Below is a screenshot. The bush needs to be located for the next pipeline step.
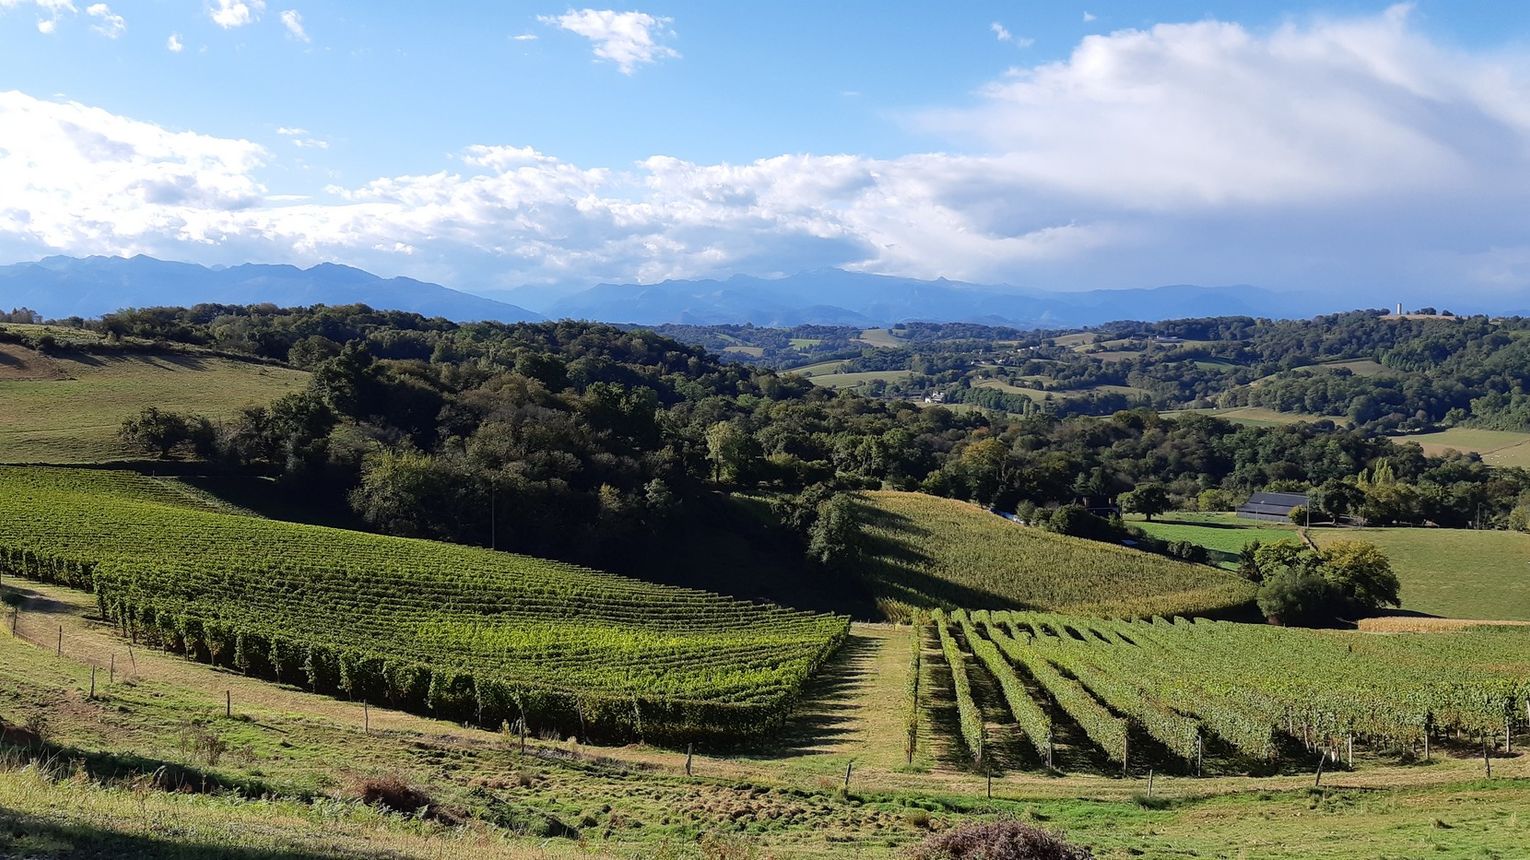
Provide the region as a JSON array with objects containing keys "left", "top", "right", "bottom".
[
  {"left": 350, "top": 774, "right": 433, "bottom": 815},
  {"left": 910, "top": 819, "right": 1094, "bottom": 860}
]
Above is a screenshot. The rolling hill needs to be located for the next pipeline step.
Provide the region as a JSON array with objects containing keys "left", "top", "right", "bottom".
[{"left": 849, "top": 491, "right": 1257, "bottom": 621}]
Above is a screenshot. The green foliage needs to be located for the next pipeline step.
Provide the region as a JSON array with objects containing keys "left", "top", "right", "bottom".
[
  {"left": 1118, "top": 484, "right": 1169, "bottom": 521},
  {"left": 1245, "top": 539, "right": 1400, "bottom": 624},
  {"left": 934, "top": 612, "right": 984, "bottom": 769}
]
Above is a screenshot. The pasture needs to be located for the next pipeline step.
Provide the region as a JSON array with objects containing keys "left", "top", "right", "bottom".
[
  {"left": 1395, "top": 426, "right": 1530, "bottom": 467},
  {"left": 807, "top": 369, "right": 912, "bottom": 389},
  {"left": 1310, "top": 526, "right": 1530, "bottom": 621},
  {"left": 0, "top": 347, "right": 307, "bottom": 463},
  {"left": 1131, "top": 512, "right": 1297, "bottom": 569}
]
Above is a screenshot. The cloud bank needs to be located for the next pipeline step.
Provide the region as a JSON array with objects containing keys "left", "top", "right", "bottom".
[{"left": 3, "top": 5, "right": 1530, "bottom": 302}]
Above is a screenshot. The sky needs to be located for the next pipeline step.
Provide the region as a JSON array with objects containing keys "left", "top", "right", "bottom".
[{"left": 3, "top": 1, "right": 1530, "bottom": 306}]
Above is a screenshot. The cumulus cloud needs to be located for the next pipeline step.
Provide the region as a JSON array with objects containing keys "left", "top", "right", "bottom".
[
  {"left": 2, "top": 0, "right": 74, "bottom": 33},
  {"left": 279, "top": 8, "right": 307, "bottom": 42},
  {"left": 167, "top": 32, "right": 184, "bottom": 52},
  {"left": 991, "top": 22, "right": 1012, "bottom": 42},
  {"left": 209, "top": 0, "right": 263, "bottom": 29},
  {"left": 4, "top": 6, "right": 1530, "bottom": 303},
  {"left": 538, "top": 8, "right": 678, "bottom": 74},
  {"left": 1083, "top": 11, "right": 1096, "bottom": 23},
  {"left": 85, "top": 2, "right": 122, "bottom": 38}
]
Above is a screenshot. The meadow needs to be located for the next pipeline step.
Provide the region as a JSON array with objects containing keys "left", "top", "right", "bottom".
[
  {"left": 1131, "top": 512, "right": 1297, "bottom": 568},
  {"left": 849, "top": 491, "right": 1255, "bottom": 621},
  {"left": 0, "top": 345, "right": 307, "bottom": 463},
  {"left": 806, "top": 369, "right": 913, "bottom": 390},
  {"left": 1395, "top": 426, "right": 1530, "bottom": 467},
  {"left": 0, "top": 466, "right": 847, "bottom": 743},
  {"left": 1309, "top": 526, "right": 1530, "bottom": 621}
]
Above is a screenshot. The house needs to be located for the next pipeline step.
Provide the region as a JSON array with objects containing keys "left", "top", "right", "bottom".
[
  {"left": 1077, "top": 495, "right": 1121, "bottom": 518},
  {"left": 1237, "top": 491, "right": 1309, "bottom": 523}
]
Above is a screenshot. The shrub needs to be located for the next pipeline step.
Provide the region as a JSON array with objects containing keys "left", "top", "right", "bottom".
[
  {"left": 351, "top": 774, "right": 432, "bottom": 815},
  {"left": 910, "top": 819, "right": 1094, "bottom": 860}
]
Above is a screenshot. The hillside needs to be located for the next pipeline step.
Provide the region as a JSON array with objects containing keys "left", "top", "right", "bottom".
[
  {"left": 849, "top": 491, "right": 1256, "bottom": 620},
  {"left": 0, "top": 467, "right": 847, "bottom": 743},
  {"left": 0, "top": 338, "right": 307, "bottom": 463}
]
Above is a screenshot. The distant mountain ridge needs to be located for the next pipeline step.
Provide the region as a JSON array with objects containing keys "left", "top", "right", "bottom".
[
  {"left": 0, "top": 255, "right": 542, "bottom": 323},
  {"left": 538, "top": 269, "right": 1331, "bottom": 327}
]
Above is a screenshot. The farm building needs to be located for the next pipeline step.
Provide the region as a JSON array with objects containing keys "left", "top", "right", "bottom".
[{"left": 1237, "top": 492, "right": 1309, "bottom": 522}]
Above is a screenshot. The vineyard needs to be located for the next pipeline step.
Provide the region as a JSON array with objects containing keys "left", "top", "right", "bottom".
[
  {"left": 852, "top": 491, "right": 1256, "bottom": 620},
  {"left": 0, "top": 467, "right": 848, "bottom": 744},
  {"left": 921, "top": 609, "right": 1530, "bottom": 775}
]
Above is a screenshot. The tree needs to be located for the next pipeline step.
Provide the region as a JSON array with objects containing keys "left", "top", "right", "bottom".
[
  {"left": 807, "top": 494, "right": 861, "bottom": 568},
  {"left": 704, "top": 421, "right": 753, "bottom": 485},
  {"left": 1256, "top": 567, "right": 1337, "bottom": 625},
  {"left": 1287, "top": 505, "right": 1308, "bottom": 526},
  {"left": 119, "top": 407, "right": 190, "bottom": 459},
  {"left": 1317, "top": 540, "right": 1401, "bottom": 613},
  {"left": 1118, "top": 484, "right": 1169, "bottom": 521},
  {"left": 1312, "top": 478, "right": 1362, "bottom": 522}
]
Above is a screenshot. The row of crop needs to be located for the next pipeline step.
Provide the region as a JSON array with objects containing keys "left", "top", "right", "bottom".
[
  {"left": 983, "top": 620, "right": 1128, "bottom": 766},
  {"left": 954, "top": 612, "right": 1051, "bottom": 762},
  {"left": 905, "top": 611, "right": 923, "bottom": 765},
  {"left": 97, "top": 583, "right": 848, "bottom": 745},
  {"left": 933, "top": 611, "right": 985, "bottom": 768}
]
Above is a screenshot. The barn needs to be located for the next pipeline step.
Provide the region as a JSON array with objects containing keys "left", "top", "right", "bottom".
[{"left": 1237, "top": 492, "right": 1309, "bottom": 523}]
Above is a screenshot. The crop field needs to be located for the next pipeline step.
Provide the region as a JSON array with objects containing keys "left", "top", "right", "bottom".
[
  {"left": 1309, "top": 527, "right": 1530, "bottom": 621},
  {"left": 926, "top": 609, "right": 1530, "bottom": 775},
  {"left": 0, "top": 348, "right": 307, "bottom": 463},
  {"left": 1396, "top": 426, "right": 1530, "bottom": 466},
  {"left": 1131, "top": 513, "right": 1297, "bottom": 568},
  {"left": 0, "top": 467, "right": 847, "bottom": 743},
  {"left": 849, "top": 492, "right": 1255, "bottom": 621}
]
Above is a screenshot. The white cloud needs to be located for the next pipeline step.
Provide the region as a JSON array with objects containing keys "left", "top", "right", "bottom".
[
  {"left": 5, "top": 7, "right": 1530, "bottom": 304},
  {"left": 3, "top": 0, "right": 76, "bottom": 32},
  {"left": 990, "top": 21, "right": 1033, "bottom": 48},
  {"left": 279, "top": 8, "right": 307, "bottom": 42},
  {"left": 36, "top": 16, "right": 54, "bottom": 32},
  {"left": 85, "top": 2, "right": 122, "bottom": 38},
  {"left": 1083, "top": 11, "right": 1096, "bottom": 23},
  {"left": 167, "top": 32, "right": 184, "bottom": 52},
  {"left": 511, "top": 33, "right": 537, "bottom": 42},
  {"left": 537, "top": 8, "right": 678, "bottom": 75},
  {"left": 276, "top": 126, "right": 326, "bottom": 149},
  {"left": 209, "top": 0, "right": 263, "bottom": 29}
]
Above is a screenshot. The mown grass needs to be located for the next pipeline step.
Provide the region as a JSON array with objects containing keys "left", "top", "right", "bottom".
[
  {"left": 849, "top": 492, "right": 1255, "bottom": 621},
  {"left": 1395, "top": 426, "right": 1530, "bottom": 467},
  {"left": 1131, "top": 512, "right": 1297, "bottom": 569},
  {"left": 808, "top": 369, "right": 913, "bottom": 390},
  {"left": 857, "top": 329, "right": 905, "bottom": 348},
  {"left": 0, "top": 350, "right": 307, "bottom": 463},
  {"left": 1309, "top": 526, "right": 1530, "bottom": 621}
]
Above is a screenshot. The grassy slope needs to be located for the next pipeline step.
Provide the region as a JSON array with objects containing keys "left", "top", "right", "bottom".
[
  {"left": 850, "top": 491, "right": 1255, "bottom": 621},
  {"left": 808, "top": 369, "right": 912, "bottom": 389},
  {"left": 1396, "top": 427, "right": 1530, "bottom": 466},
  {"left": 1132, "top": 512, "right": 1299, "bottom": 569},
  {"left": 0, "top": 348, "right": 307, "bottom": 463},
  {"left": 1309, "top": 527, "right": 1530, "bottom": 621}
]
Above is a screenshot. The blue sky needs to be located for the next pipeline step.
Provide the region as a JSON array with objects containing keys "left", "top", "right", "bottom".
[{"left": 4, "top": 2, "right": 1530, "bottom": 306}]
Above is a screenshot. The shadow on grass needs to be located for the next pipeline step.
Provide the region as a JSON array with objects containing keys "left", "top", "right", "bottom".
[
  {"left": 748, "top": 632, "right": 882, "bottom": 759},
  {"left": 0, "top": 808, "right": 377, "bottom": 860}
]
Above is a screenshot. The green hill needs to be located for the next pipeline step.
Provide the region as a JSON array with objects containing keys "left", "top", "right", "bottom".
[
  {"left": 849, "top": 491, "right": 1256, "bottom": 620},
  {"left": 0, "top": 340, "right": 307, "bottom": 463}
]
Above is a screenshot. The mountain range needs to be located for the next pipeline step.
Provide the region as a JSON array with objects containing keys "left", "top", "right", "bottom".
[
  {"left": 0, "top": 254, "right": 1405, "bottom": 328},
  {"left": 0, "top": 256, "right": 542, "bottom": 323}
]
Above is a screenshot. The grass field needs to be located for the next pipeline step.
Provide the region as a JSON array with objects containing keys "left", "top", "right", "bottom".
[
  {"left": 849, "top": 491, "right": 1255, "bottom": 620},
  {"left": 0, "top": 348, "right": 307, "bottom": 463},
  {"left": 1317, "top": 358, "right": 1391, "bottom": 376},
  {"left": 857, "top": 328, "right": 904, "bottom": 348},
  {"left": 1160, "top": 406, "right": 1338, "bottom": 428},
  {"left": 1309, "top": 526, "right": 1530, "bottom": 621},
  {"left": 808, "top": 369, "right": 912, "bottom": 389},
  {"left": 786, "top": 359, "right": 849, "bottom": 378},
  {"left": 721, "top": 345, "right": 765, "bottom": 358},
  {"left": 1395, "top": 427, "right": 1530, "bottom": 466},
  {"left": 1131, "top": 512, "right": 1297, "bottom": 568}
]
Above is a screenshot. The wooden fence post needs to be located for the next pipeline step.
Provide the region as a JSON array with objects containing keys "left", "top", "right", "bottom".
[
  {"left": 685, "top": 743, "right": 693, "bottom": 777},
  {"left": 225, "top": 690, "right": 231, "bottom": 718},
  {"left": 109, "top": 654, "right": 115, "bottom": 684},
  {"left": 1484, "top": 732, "right": 1492, "bottom": 778},
  {"left": 56, "top": 626, "right": 62, "bottom": 656},
  {"left": 364, "top": 703, "right": 369, "bottom": 735},
  {"left": 89, "top": 665, "right": 96, "bottom": 699},
  {"left": 1147, "top": 768, "right": 1154, "bottom": 799},
  {"left": 843, "top": 761, "right": 853, "bottom": 794},
  {"left": 1313, "top": 753, "right": 1326, "bottom": 788}
]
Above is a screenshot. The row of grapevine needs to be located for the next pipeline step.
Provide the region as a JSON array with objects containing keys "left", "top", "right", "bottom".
[
  {"left": 933, "top": 611, "right": 984, "bottom": 768},
  {"left": 954, "top": 612, "right": 1051, "bottom": 762},
  {"left": 905, "top": 611, "right": 923, "bottom": 765},
  {"left": 0, "top": 467, "right": 850, "bottom": 744}
]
